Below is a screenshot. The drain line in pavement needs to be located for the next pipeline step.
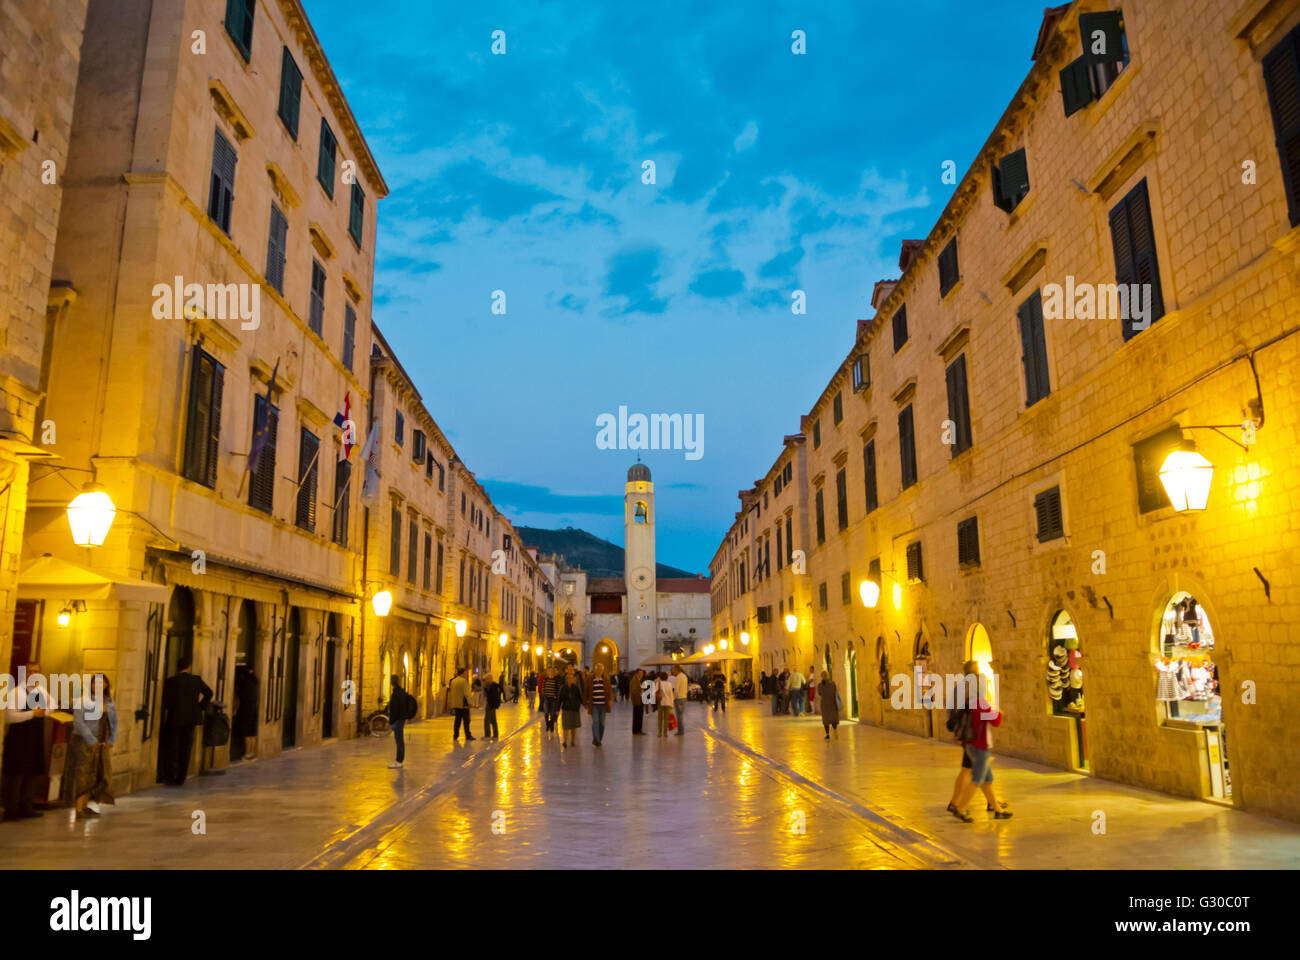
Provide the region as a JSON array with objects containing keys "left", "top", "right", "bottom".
[
  {"left": 300, "top": 714, "right": 543, "bottom": 869},
  {"left": 700, "top": 725, "right": 978, "bottom": 869}
]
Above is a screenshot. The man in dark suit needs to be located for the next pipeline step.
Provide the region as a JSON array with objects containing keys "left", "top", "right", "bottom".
[{"left": 159, "top": 657, "right": 212, "bottom": 785}]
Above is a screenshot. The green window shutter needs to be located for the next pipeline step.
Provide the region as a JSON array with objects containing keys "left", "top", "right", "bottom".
[
  {"left": 266, "top": 204, "right": 288, "bottom": 294},
  {"left": 995, "top": 147, "right": 1029, "bottom": 210},
  {"left": 1264, "top": 29, "right": 1300, "bottom": 227},
  {"left": 815, "top": 489, "right": 825, "bottom": 544},
  {"left": 945, "top": 354, "right": 972, "bottom": 454},
  {"left": 1110, "top": 179, "right": 1164, "bottom": 341},
  {"left": 225, "top": 0, "right": 255, "bottom": 61},
  {"left": 1018, "top": 290, "right": 1050, "bottom": 406},
  {"left": 1080, "top": 11, "right": 1124, "bottom": 67},
  {"left": 183, "top": 347, "right": 209, "bottom": 483},
  {"left": 349, "top": 183, "right": 365, "bottom": 245},
  {"left": 317, "top": 120, "right": 337, "bottom": 197},
  {"left": 1060, "top": 56, "right": 1094, "bottom": 116},
  {"left": 206, "top": 362, "right": 224, "bottom": 488},
  {"left": 277, "top": 48, "right": 303, "bottom": 139},
  {"left": 296, "top": 428, "right": 318, "bottom": 530}
]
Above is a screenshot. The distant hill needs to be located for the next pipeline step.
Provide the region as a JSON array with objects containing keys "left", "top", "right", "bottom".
[{"left": 516, "top": 526, "right": 697, "bottom": 579}]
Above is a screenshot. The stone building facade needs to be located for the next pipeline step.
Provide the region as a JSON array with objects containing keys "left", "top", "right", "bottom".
[
  {"left": 0, "top": 0, "right": 89, "bottom": 810},
  {"left": 712, "top": 0, "right": 1300, "bottom": 822}
]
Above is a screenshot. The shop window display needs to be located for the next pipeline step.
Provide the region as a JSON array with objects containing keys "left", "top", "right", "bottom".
[
  {"left": 1046, "top": 612, "right": 1083, "bottom": 717},
  {"left": 1157, "top": 592, "right": 1220, "bottom": 724}
]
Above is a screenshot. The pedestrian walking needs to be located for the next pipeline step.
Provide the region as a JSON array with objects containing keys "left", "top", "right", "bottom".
[
  {"left": 483, "top": 674, "right": 502, "bottom": 740},
  {"left": 950, "top": 662, "right": 1012, "bottom": 822},
  {"left": 818, "top": 671, "right": 840, "bottom": 740},
  {"left": 789, "top": 667, "right": 807, "bottom": 716},
  {"left": 542, "top": 665, "right": 562, "bottom": 739},
  {"left": 760, "top": 671, "right": 769, "bottom": 699},
  {"left": 710, "top": 673, "right": 726, "bottom": 713},
  {"left": 448, "top": 667, "right": 475, "bottom": 742},
  {"left": 2, "top": 663, "right": 49, "bottom": 820},
  {"left": 806, "top": 665, "right": 817, "bottom": 714},
  {"left": 525, "top": 672, "right": 538, "bottom": 710},
  {"left": 671, "top": 666, "right": 688, "bottom": 735},
  {"left": 655, "top": 671, "right": 675, "bottom": 738},
  {"left": 62, "top": 674, "right": 117, "bottom": 818},
  {"left": 387, "top": 675, "right": 417, "bottom": 768},
  {"left": 159, "top": 657, "right": 212, "bottom": 785},
  {"left": 559, "top": 672, "right": 583, "bottom": 748},
  {"left": 630, "top": 668, "right": 647, "bottom": 735},
  {"left": 586, "top": 663, "right": 614, "bottom": 745}
]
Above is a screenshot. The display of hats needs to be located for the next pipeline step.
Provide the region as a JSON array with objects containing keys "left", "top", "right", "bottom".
[
  {"left": 1052, "top": 645, "right": 1066, "bottom": 659},
  {"left": 1064, "top": 637, "right": 1080, "bottom": 651},
  {"left": 1069, "top": 668, "right": 1083, "bottom": 688}
]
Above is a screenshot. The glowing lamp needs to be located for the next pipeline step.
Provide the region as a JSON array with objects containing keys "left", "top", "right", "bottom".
[
  {"left": 498, "top": 632, "right": 508, "bottom": 647},
  {"left": 784, "top": 613, "right": 798, "bottom": 632},
  {"left": 740, "top": 631, "right": 750, "bottom": 645},
  {"left": 859, "top": 580, "right": 880, "bottom": 608},
  {"left": 1159, "top": 446, "right": 1214, "bottom": 512},
  {"left": 523, "top": 642, "right": 530, "bottom": 652},
  {"left": 67, "top": 485, "right": 116, "bottom": 546},
  {"left": 453, "top": 619, "right": 468, "bottom": 637},
  {"left": 371, "top": 590, "right": 393, "bottom": 617},
  {"left": 57, "top": 610, "right": 71, "bottom": 628},
  {"left": 720, "top": 639, "right": 728, "bottom": 649},
  {"left": 892, "top": 582, "right": 903, "bottom": 611}
]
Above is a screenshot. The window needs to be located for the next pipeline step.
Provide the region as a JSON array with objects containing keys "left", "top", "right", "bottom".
[
  {"left": 832, "top": 391, "right": 843, "bottom": 425},
  {"left": 835, "top": 468, "right": 848, "bottom": 531},
  {"left": 1109, "top": 179, "right": 1165, "bottom": 341},
  {"left": 957, "top": 516, "right": 980, "bottom": 567},
  {"left": 938, "top": 238, "right": 960, "bottom": 297},
  {"left": 1034, "top": 486, "right": 1064, "bottom": 542},
  {"left": 1264, "top": 23, "right": 1300, "bottom": 227},
  {"left": 906, "top": 540, "right": 924, "bottom": 583},
  {"left": 892, "top": 304, "right": 908, "bottom": 352},
  {"left": 331, "top": 459, "right": 350, "bottom": 546},
  {"left": 783, "top": 462, "right": 792, "bottom": 484},
  {"left": 840, "top": 571, "right": 851, "bottom": 605},
  {"left": 812, "top": 419, "right": 821, "bottom": 449},
  {"left": 265, "top": 204, "right": 288, "bottom": 294},
  {"left": 460, "top": 492, "right": 466, "bottom": 515},
  {"left": 309, "top": 260, "right": 326, "bottom": 336},
  {"left": 349, "top": 182, "right": 365, "bottom": 246},
  {"left": 868, "top": 557, "right": 881, "bottom": 589},
  {"left": 390, "top": 508, "right": 402, "bottom": 575},
  {"left": 421, "top": 533, "right": 432, "bottom": 590},
  {"left": 342, "top": 304, "right": 356, "bottom": 373},
  {"left": 435, "top": 541, "right": 445, "bottom": 594},
  {"left": 407, "top": 518, "right": 418, "bottom": 585},
  {"left": 458, "top": 556, "right": 466, "bottom": 602},
  {"left": 852, "top": 354, "right": 870, "bottom": 391},
  {"left": 317, "top": 120, "right": 337, "bottom": 197},
  {"left": 818, "top": 582, "right": 828, "bottom": 610},
  {"left": 183, "top": 348, "right": 224, "bottom": 488},
  {"left": 785, "top": 515, "right": 792, "bottom": 561},
  {"left": 815, "top": 488, "right": 826, "bottom": 545},
  {"left": 1018, "top": 289, "right": 1051, "bottom": 406},
  {"left": 425, "top": 451, "right": 435, "bottom": 480},
  {"left": 412, "top": 429, "right": 426, "bottom": 464},
  {"left": 248, "top": 395, "right": 278, "bottom": 514},
  {"left": 992, "top": 147, "right": 1029, "bottom": 213},
  {"left": 208, "top": 129, "right": 237, "bottom": 236},
  {"left": 863, "top": 440, "right": 878, "bottom": 513},
  {"left": 1060, "top": 10, "right": 1129, "bottom": 116},
  {"left": 774, "top": 474, "right": 783, "bottom": 496},
  {"left": 224, "top": 0, "right": 255, "bottom": 61},
  {"left": 294, "top": 429, "right": 319, "bottom": 531},
  {"left": 776, "top": 525, "right": 783, "bottom": 571},
  {"left": 395, "top": 411, "right": 405, "bottom": 447},
  {"left": 945, "top": 354, "right": 973, "bottom": 455},
  {"left": 756, "top": 606, "right": 772, "bottom": 624},
  {"left": 898, "top": 404, "right": 917, "bottom": 490},
  {"left": 1132, "top": 426, "right": 1183, "bottom": 513},
  {"left": 437, "top": 461, "right": 445, "bottom": 491},
  {"left": 277, "top": 47, "right": 303, "bottom": 139}
]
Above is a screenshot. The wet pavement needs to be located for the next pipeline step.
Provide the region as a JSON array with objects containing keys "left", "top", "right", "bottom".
[{"left": 2, "top": 699, "right": 1297, "bottom": 869}]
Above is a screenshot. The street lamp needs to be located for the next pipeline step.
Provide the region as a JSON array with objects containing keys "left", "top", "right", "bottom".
[
  {"left": 498, "top": 632, "right": 508, "bottom": 647},
  {"left": 1160, "top": 444, "right": 1214, "bottom": 512},
  {"left": 720, "top": 638, "right": 728, "bottom": 650},
  {"left": 371, "top": 590, "right": 393, "bottom": 617},
  {"left": 739, "top": 631, "right": 750, "bottom": 645},
  {"left": 784, "top": 613, "right": 798, "bottom": 632},
  {"left": 522, "top": 642, "right": 530, "bottom": 652},
  {"left": 858, "top": 580, "right": 880, "bottom": 608},
  {"left": 66, "top": 484, "right": 116, "bottom": 546},
  {"left": 453, "top": 619, "right": 467, "bottom": 637}
]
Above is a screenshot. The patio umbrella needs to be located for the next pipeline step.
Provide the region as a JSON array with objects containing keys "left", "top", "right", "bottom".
[{"left": 639, "top": 653, "right": 687, "bottom": 667}]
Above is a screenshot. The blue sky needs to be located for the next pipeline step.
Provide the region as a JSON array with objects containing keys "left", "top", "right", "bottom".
[{"left": 309, "top": 0, "right": 1048, "bottom": 573}]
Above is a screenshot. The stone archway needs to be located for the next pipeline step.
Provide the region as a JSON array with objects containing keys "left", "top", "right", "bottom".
[{"left": 593, "top": 638, "right": 619, "bottom": 675}]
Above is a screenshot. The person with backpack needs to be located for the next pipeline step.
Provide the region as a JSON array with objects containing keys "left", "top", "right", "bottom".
[
  {"left": 387, "top": 675, "right": 417, "bottom": 769},
  {"left": 483, "top": 674, "right": 502, "bottom": 740},
  {"left": 949, "top": 661, "right": 1012, "bottom": 821}
]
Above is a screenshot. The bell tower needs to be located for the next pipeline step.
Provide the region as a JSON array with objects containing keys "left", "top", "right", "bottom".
[{"left": 625, "top": 461, "right": 656, "bottom": 666}]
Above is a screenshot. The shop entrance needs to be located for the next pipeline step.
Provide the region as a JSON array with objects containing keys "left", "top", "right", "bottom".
[
  {"left": 964, "top": 623, "right": 995, "bottom": 706},
  {"left": 282, "top": 608, "right": 301, "bottom": 749},
  {"left": 844, "top": 645, "right": 859, "bottom": 719},
  {"left": 1157, "top": 592, "right": 1228, "bottom": 800},
  {"left": 1047, "top": 610, "right": 1088, "bottom": 771},
  {"left": 231, "top": 600, "right": 259, "bottom": 761},
  {"left": 323, "top": 614, "right": 339, "bottom": 739}
]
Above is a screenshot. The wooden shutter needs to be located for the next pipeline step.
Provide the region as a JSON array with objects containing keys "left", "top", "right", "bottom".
[
  {"left": 868, "top": 557, "right": 881, "bottom": 586},
  {"left": 938, "top": 238, "right": 959, "bottom": 296},
  {"left": 423, "top": 533, "right": 432, "bottom": 589},
  {"left": 957, "top": 517, "right": 980, "bottom": 566},
  {"left": 277, "top": 47, "right": 302, "bottom": 139},
  {"left": 1018, "top": 290, "right": 1050, "bottom": 406},
  {"left": 836, "top": 468, "right": 848, "bottom": 530},
  {"left": 1265, "top": 29, "right": 1300, "bottom": 227},
  {"left": 318, "top": 120, "right": 337, "bottom": 197},
  {"left": 945, "top": 354, "right": 972, "bottom": 454},
  {"left": 266, "top": 204, "right": 288, "bottom": 293},
  {"left": 296, "top": 429, "right": 318, "bottom": 530},
  {"left": 349, "top": 183, "right": 365, "bottom": 245},
  {"left": 1080, "top": 10, "right": 1124, "bottom": 67},
  {"left": 1060, "top": 56, "right": 1093, "bottom": 116},
  {"left": 332, "top": 459, "right": 350, "bottom": 546},
  {"left": 994, "top": 148, "right": 1029, "bottom": 211},
  {"left": 407, "top": 519, "right": 418, "bottom": 583},
  {"left": 390, "top": 508, "right": 402, "bottom": 574},
  {"left": 209, "top": 129, "right": 237, "bottom": 234},
  {"left": 342, "top": 303, "right": 356, "bottom": 372},
  {"left": 906, "top": 541, "right": 924, "bottom": 582},
  {"left": 436, "top": 542, "right": 445, "bottom": 594},
  {"left": 1034, "top": 487, "right": 1064, "bottom": 542},
  {"left": 863, "top": 440, "right": 878, "bottom": 512},
  {"left": 815, "top": 489, "right": 825, "bottom": 544},
  {"left": 225, "top": 0, "right": 254, "bottom": 59},
  {"left": 785, "top": 515, "right": 792, "bottom": 559},
  {"left": 892, "top": 304, "right": 908, "bottom": 352},
  {"left": 1110, "top": 179, "right": 1164, "bottom": 340},
  {"left": 309, "top": 260, "right": 325, "bottom": 335},
  {"left": 899, "top": 405, "right": 917, "bottom": 488},
  {"left": 183, "top": 348, "right": 211, "bottom": 484},
  {"left": 206, "top": 363, "right": 223, "bottom": 488},
  {"left": 249, "top": 398, "right": 278, "bottom": 513}
]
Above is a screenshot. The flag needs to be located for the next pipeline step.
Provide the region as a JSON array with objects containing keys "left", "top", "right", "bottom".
[
  {"left": 333, "top": 392, "right": 354, "bottom": 461},
  {"left": 359, "top": 420, "right": 380, "bottom": 504},
  {"left": 248, "top": 359, "right": 278, "bottom": 475}
]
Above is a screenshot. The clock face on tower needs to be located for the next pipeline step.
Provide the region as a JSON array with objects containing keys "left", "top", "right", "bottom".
[{"left": 630, "top": 565, "right": 653, "bottom": 589}]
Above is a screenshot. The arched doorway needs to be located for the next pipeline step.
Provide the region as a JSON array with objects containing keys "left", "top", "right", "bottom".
[
  {"left": 283, "top": 608, "right": 302, "bottom": 748},
  {"left": 1047, "top": 610, "right": 1087, "bottom": 771},
  {"left": 593, "top": 638, "right": 618, "bottom": 676},
  {"left": 844, "top": 642, "right": 859, "bottom": 719},
  {"left": 556, "top": 647, "right": 578, "bottom": 665},
  {"left": 1156, "top": 591, "right": 1227, "bottom": 800},
  {"left": 323, "top": 613, "right": 339, "bottom": 739},
  {"left": 964, "top": 623, "right": 996, "bottom": 707}
]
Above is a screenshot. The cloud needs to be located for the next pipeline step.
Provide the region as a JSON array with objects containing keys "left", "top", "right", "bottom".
[
  {"left": 733, "top": 120, "right": 759, "bottom": 152},
  {"left": 689, "top": 268, "right": 745, "bottom": 298},
  {"left": 603, "top": 244, "right": 669, "bottom": 315},
  {"left": 480, "top": 480, "right": 623, "bottom": 517}
]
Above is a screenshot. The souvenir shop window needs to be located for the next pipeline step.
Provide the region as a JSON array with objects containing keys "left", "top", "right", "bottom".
[
  {"left": 1155, "top": 591, "right": 1221, "bottom": 725},
  {"left": 1046, "top": 610, "right": 1083, "bottom": 717}
]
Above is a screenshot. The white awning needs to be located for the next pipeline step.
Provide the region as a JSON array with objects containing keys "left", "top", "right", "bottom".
[{"left": 17, "top": 555, "right": 170, "bottom": 604}]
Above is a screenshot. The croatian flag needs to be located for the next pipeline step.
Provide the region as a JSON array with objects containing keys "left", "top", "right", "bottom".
[{"left": 333, "top": 393, "right": 354, "bottom": 460}]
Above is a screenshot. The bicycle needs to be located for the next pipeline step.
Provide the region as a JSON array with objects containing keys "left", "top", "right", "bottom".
[{"left": 360, "top": 709, "right": 391, "bottom": 737}]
